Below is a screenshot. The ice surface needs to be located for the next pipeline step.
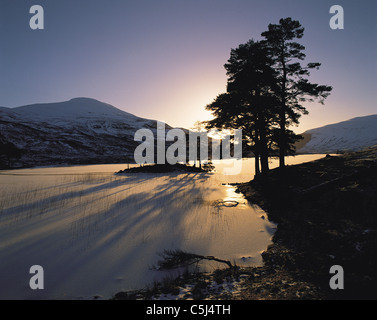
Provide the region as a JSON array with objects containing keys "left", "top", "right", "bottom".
[{"left": 0, "top": 156, "right": 323, "bottom": 299}]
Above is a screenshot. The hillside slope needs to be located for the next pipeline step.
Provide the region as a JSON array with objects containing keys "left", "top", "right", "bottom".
[
  {"left": 296, "top": 115, "right": 377, "bottom": 154},
  {"left": 0, "top": 98, "right": 171, "bottom": 168}
]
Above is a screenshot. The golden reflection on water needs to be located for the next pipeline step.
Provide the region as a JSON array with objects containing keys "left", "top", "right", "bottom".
[{"left": 0, "top": 155, "right": 326, "bottom": 299}]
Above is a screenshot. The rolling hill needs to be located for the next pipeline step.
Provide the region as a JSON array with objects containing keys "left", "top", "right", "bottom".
[
  {"left": 296, "top": 115, "right": 377, "bottom": 154},
  {"left": 0, "top": 98, "right": 173, "bottom": 168}
]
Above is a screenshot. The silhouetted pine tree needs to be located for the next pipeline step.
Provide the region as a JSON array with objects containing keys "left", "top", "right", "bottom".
[
  {"left": 205, "top": 18, "right": 332, "bottom": 176},
  {"left": 205, "top": 40, "right": 278, "bottom": 176},
  {"left": 261, "top": 17, "right": 332, "bottom": 168}
]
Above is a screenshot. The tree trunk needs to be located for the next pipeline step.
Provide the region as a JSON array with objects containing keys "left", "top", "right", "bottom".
[
  {"left": 279, "top": 54, "right": 287, "bottom": 169},
  {"left": 255, "top": 93, "right": 269, "bottom": 175},
  {"left": 254, "top": 151, "right": 260, "bottom": 177},
  {"left": 253, "top": 126, "right": 261, "bottom": 177},
  {"left": 259, "top": 137, "right": 269, "bottom": 175},
  {"left": 279, "top": 109, "right": 286, "bottom": 168},
  {"left": 258, "top": 118, "right": 269, "bottom": 175}
]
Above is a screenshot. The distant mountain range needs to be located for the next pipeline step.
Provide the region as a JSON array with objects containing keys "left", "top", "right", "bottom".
[
  {"left": 0, "top": 98, "right": 175, "bottom": 168},
  {"left": 296, "top": 114, "right": 377, "bottom": 154},
  {"left": 1, "top": 97, "right": 376, "bottom": 168}
]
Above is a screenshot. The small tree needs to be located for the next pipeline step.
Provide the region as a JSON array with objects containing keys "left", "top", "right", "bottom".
[
  {"left": 0, "top": 141, "right": 23, "bottom": 168},
  {"left": 191, "top": 120, "right": 207, "bottom": 168}
]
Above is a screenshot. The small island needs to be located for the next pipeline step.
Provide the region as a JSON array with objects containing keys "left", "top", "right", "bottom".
[{"left": 116, "top": 162, "right": 215, "bottom": 174}]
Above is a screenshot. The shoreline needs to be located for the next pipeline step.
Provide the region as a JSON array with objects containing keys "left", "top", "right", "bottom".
[
  {"left": 236, "top": 146, "right": 377, "bottom": 299},
  {"left": 0, "top": 153, "right": 332, "bottom": 172},
  {"left": 114, "top": 146, "right": 377, "bottom": 300}
]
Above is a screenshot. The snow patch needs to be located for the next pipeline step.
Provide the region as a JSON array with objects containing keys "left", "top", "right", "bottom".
[{"left": 297, "top": 115, "right": 377, "bottom": 153}]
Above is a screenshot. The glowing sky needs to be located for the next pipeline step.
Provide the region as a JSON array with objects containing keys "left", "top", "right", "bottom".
[{"left": 0, "top": 0, "right": 376, "bottom": 133}]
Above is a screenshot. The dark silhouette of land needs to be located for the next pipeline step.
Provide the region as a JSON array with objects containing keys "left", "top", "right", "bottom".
[
  {"left": 237, "top": 146, "right": 377, "bottom": 299},
  {"left": 117, "top": 163, "right": 214, "bottom": 174}
]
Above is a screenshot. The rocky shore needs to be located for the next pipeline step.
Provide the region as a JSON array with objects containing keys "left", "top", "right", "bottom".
[{"left": 236, "top": 146, "right": 377, "bottom": 299}]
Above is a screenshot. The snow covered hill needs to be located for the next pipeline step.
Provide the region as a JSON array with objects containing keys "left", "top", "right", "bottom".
[
  {"left": 296, "top": 115, "right": 377, "bottom": 154},
  {"left": 0, "top": 98, "right": 174, "bottom": 168},
  {"left": 2, "top": 97, "right": 375, "bottom": 167}
]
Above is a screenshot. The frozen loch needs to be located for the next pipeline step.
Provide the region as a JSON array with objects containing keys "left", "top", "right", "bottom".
[{"left": 0, "top": 156, "right": 323, "bottom": 299}]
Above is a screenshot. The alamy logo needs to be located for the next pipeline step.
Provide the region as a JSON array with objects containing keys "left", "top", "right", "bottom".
[
  {"left": 133, "top": 121, "right": 243, "bottom": 174},
  {"left": 329, "top": 265, "right": 344, "bottom": 290},
  {"left": 29, "top": 265, "right": 44, "bottom": 290},
  {"left": 329, "top": 5, "right": 344, "bottom": 30},
  {"left": 29, "top": 5, "right": 44, "bottom": 30}
]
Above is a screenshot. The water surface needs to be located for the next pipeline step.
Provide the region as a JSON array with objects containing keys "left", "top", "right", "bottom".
[{"left": 0, "top": 155, "right": 325, "bottom": 299}]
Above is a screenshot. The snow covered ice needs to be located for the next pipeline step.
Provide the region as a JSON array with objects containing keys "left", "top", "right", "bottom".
[{"left": 0, "top": 156, "right": 323, "bottom": 299}]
